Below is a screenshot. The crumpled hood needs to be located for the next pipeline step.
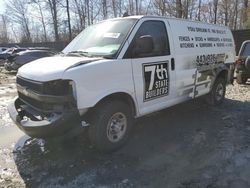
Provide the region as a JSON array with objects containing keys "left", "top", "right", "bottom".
[{"left": 18, "top": 56, "right": 100, "bottom": 81}]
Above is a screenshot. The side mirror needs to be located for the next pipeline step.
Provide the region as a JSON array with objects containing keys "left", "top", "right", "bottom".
[{"left": 133, "top": 35, "right": 153, "bottom": 57}]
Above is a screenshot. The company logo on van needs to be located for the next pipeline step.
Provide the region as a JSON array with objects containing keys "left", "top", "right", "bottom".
[{"left": 143, "top": 62, "right": 169, "bottom": 101}]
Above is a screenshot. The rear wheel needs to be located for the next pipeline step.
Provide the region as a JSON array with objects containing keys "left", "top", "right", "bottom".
[
  {"left": 206, "top": 77, "right": 226, "bottom": 105},
  {"left": 88, "top": 100, "right": 133, "bottom": 152}
]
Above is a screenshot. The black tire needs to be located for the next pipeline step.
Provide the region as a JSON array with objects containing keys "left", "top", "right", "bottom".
[
  {"left": 88, "top": 100, "right": 133, "bottom": 152},
  {"left": 206, "top": 77, "right": 226, "bottom": 105},
  {"left": 236, "top": 74, "right": 247, "bottom": 84}
]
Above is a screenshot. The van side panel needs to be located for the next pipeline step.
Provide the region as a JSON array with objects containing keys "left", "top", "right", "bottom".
[{"left": 167, "top": 19, "right": 235, "bottom": 100}]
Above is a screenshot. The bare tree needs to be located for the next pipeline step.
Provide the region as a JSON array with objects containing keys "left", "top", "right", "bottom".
[
  {"left": 243, "top": 0, "right": 249, "bottom": 12},
  {"left": 135, "top": 0, "right": 139, "bottom": 15},
  {"left": 234, "top": 0, "right": 239, "bottom": 29},
  {"left": 220, "top": 0, "right": 229, "bottom": 26},
  {"left": 72, "top": 0, "right": 85, "bottom": 30},
  {"left": 189, "top": 0, "right": 197, "bottom": 19},
  {"left": 176, "top": 0, "right": 183, "bottom": 18},
  {"left": 66, "top": 0, "right": 72, "bottom": 40},
  {"left": 2, "top": 0, "right": 250, "bottom": 43},
  {"left": 0, "top": 15, "right": 9, "bottom": 43},
  {"left": 242, "top": 0, "right": 249, "bottom": 28},
  {"left": 102, "top": 0, "right": 108, "bottom": 19},
  {"left": 213, "top": 0, "right": 219, "bottom": 24},
  {"left": 183, "top": 0, "right": 189, "bottom": 19},
  {"left": 30, "top": 0, "right": 48, "bottom": 42},
  {"left": 47, "top": 0, "right": 60, "bottom": 42},
  {"left": 6, "top": 0, "right": 32, "bottom": 42},
  {"left": 128, "top": 0, "right": 135, "bottom": 15},
  {"left": 118, "top": 0, "right": 123, "bottom": 16},
  {"left": 153, "top": 0, "right": 167, "bottom": 16},
  {"left": 111, "top": 0, "right": 118, "bottom": 17},
  {"left": 85, "top": 0, "right": 90, "bottom": 25},
  {"left": 197, "top": 0, "right": 201, "bottom": 20}
]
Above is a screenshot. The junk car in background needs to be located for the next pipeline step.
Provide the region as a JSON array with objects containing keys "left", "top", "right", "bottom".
[
  {"left": 235, "top": 40, "right": 250, "bottom": 84},
  {"left": 0, "top": 48, "right": 27, "bottom": 66},
  {"left": 4, "top": 49, "right": 56, "bottom": 71},
  {"left": 0, "top": 47, "right": 8, "bottom": 52}
]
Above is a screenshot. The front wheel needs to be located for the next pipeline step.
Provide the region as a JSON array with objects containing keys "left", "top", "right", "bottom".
[
  {"left": 88, "top": 100, "right": 133, "bottom": 152},
  {"left": 206, "top": 77, "right": 226, "bottom": 105}
]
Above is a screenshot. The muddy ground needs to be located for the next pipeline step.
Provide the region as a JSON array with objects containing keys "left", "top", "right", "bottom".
[{"left": 0, "top": 69, "right": 250, "bottom": 188}]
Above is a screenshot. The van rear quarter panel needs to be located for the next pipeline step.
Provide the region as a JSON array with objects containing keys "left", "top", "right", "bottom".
[{"left": 167, "top": 19, "right": 235, "bottom": 99}]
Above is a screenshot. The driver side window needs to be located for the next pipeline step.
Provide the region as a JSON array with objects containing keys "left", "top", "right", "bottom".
[{"left": 124, "top": 20, "right": 170, "bottom": 58}]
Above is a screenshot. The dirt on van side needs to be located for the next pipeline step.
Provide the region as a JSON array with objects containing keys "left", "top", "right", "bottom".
[{"left": 0, "top": 69, "right": 250, "bottom": 188}]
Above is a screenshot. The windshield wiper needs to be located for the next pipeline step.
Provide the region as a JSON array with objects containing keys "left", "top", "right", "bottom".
[
  {"left": 67, "top": 50, "right": 116, "bottom": 59},
  {"left": 67, "top": 50, "right": 92, "bottom": 57}
]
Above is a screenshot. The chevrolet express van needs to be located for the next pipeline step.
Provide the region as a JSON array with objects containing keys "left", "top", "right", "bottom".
[{"left": 8, "top": 16, "right": 235, "bottom": 151}]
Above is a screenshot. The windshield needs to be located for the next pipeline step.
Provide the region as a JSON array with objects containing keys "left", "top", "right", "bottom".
[
  {"left": 63, "top": 19, "right": 137, "bottom": 58},
  {"left": 240, "top": 42, "right": 250, "bottom": 57}
]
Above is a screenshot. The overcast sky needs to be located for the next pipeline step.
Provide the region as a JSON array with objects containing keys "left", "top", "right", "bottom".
[{"left": 0, "top": 0, "right": 6, "bottom": 14}]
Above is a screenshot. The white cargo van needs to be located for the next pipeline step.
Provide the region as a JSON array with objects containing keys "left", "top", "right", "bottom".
[{"left": 8, "top": 16, "right": 235, "bottom": 151}]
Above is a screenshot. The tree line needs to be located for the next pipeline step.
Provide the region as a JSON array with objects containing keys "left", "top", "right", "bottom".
[{"left": 0, "top": 0, "right": 249, "bottom": 44}]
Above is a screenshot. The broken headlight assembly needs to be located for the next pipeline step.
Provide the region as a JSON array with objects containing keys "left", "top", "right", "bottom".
[{"left": 43, "top": 80, "right": 73, "bottom": 96}]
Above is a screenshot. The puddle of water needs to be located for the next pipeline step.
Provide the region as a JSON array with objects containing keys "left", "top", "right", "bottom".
[{"left": 0, "top": 126, "right": 24, "bottom": 148}]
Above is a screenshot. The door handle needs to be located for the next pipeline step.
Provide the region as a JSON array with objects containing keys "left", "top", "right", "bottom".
[{"left": 171, "top": 58, "right": 175, "bottom": 70}]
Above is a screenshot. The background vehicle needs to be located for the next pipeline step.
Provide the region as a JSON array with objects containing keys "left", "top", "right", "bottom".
[
  {"left": 0, "top": 48, "right": 27, "bottom": 62},
  {"left": 0, "top": 47, "right": 8, "bottom": 66},
  {"left": 4, "top": 49, "right": 56, "bottom": 71},
  {"left": 235, "top": 40, "right": 250, "bottom": 84},
  {"left": 0, "top": 47, "right": 8, "bottom": 52}
]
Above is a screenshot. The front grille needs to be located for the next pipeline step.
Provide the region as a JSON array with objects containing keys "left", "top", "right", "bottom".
[
  {"left": 16, "top": 76, "right": 44, "bottom": 93},
  {"left": 18, "top": 92, "right": 53, "bottom": 111},
  {"left": 16, "top": 76, "right": 74, "bottom": 112}
]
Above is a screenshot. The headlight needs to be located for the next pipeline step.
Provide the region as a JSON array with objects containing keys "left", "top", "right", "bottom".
[
  {"left": 69, "top": 81, "right": 77, "bottom": 99},
  {"left": 43, "top": 80, "right": 72, "bottom": 95}
]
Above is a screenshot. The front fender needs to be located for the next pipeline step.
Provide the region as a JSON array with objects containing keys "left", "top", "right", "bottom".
[
  {"left": 91, "top": 89, "right": 138, "bottom": 116},
  {"left": 62, "top": 59, "right": 136, "bottom": 113}
]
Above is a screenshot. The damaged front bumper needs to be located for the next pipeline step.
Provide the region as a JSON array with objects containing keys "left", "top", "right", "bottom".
[{"left": 8, "top": 98, "right": 86, "bottom": 139}]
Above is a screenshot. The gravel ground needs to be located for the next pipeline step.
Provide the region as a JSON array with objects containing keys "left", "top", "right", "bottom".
[{"left": 0, "top": 69, "right": 249, "bottom": 188}]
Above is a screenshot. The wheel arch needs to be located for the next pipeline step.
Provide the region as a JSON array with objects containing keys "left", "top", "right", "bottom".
[
  {"left": 216, "top": 69, "right": 228, "bottom": 81},
  {"left": 208, "top": 66, "right": 229, "bottom": 94},
  {"left": 92, "top": 92, "right": 138, "bottom": 118}
]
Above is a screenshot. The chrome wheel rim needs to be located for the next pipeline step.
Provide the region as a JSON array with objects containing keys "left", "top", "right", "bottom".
[
  {"left": 107, "top": 112, "right": 127, "bottom": 143},
  {"left": 215, "top": 83, "right": 224, "bottom": 101}
]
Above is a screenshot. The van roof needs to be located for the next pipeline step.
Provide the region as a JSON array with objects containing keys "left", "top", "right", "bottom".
[{"left": 105, "top": 15, "right": 229, "bottom": 29}]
